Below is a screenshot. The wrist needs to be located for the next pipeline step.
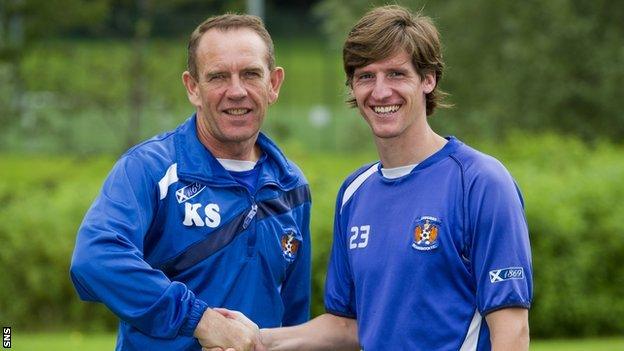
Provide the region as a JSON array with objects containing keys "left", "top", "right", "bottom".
[
  {"left": 181, "top": 299, "right": 209, "bottom": 337},
  {"left": 260, "top": 328, "right": 276, "bottom": 350}
]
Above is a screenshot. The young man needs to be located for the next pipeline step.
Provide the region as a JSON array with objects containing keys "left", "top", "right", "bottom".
[
  {"left": 70, "top": 14, "right": 311, "bottom": 351},
  {"left": 246, "top": 5, "right": 532, "bottom": 351}
]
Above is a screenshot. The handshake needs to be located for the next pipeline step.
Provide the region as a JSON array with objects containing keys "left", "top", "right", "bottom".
[{"left": 194, "top": 307, "right": 269, "bottom": 351}]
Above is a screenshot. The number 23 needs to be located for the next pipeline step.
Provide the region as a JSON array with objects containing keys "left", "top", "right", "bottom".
[{"left": 349, "top": 225, "right": 370, "bottom": 249}]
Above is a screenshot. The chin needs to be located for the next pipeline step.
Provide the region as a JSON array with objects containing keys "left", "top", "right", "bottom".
[
  {"left": 220, "top": 129, "right": 260, "bottom": 143},
  {"left": 373, "top": 132, "right": 402, "bottom": 140},
  {"left": 369, "top": 125, "right": 403, "bottom": 139}
]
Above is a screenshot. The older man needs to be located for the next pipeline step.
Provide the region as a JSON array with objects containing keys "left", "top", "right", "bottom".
[{"left": 70, "top": 14, "right": 311, "bottom": 351}]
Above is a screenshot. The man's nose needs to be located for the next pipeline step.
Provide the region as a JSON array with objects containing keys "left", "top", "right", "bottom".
[
  {"left": 226, "top": 75, "right": 247, "bottom": 99},
  {"left": 371, "top": 77, "right": 392, "bottom": 100}
]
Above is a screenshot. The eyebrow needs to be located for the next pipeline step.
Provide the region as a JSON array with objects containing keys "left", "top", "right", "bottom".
[
  {"left": 204, "top": 66, "right": 265, "bottom": 78},
  {"left": 354, "top": 68, "right": 373, "bottom": 76},
  {"left": 355, "top": 66, "right": 410, "bottom": 75},
  {"left": 204, "top": 71, "right": 228, "bottom": 79}
]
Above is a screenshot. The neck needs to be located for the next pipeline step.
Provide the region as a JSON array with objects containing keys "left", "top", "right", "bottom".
[{"left": 375, "top": 123, "right": 447, "bottom": 168}]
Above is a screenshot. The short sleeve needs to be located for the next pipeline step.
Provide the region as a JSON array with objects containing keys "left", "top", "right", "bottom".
[
  {"left": 467, "top": 161, "right": 533, "bottom": 315},
  {"left": 324, "top": 186, "right": 357, "bottom": 318}
]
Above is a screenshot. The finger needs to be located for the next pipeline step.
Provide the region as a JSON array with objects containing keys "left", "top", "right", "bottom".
[
  {"left": 213, "top": 307, "right": 235, "bottom": 319},
  {"left": 221, "top": 310, "right": 259, "bottom": 331}
]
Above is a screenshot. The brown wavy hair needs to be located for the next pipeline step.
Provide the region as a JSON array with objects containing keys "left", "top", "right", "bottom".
[{"left": 343, "top": 5, "right": 449, "bottom": 116}]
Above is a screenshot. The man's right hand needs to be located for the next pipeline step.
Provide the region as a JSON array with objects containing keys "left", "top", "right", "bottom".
[{"left": 194, "top": 308, "right": 260, "bottom": 351}]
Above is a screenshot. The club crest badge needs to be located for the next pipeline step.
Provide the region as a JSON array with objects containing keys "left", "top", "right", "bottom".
[
  {"left": 176, "top": 182, "right": 206, "bottom": 203},
  {"left": 280, "top": 231, "right": 301, "bottom": 262},
  {"left": 412, "top": 216, "right": 441, "bottom": 251}
]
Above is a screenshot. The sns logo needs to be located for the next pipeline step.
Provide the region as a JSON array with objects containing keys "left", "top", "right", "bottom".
[
  {"left": 489, "top": 267, "right": 524, "bottom": 283},
  {"left": 183, "top": 203, "right": 221, "bottom": 228}
]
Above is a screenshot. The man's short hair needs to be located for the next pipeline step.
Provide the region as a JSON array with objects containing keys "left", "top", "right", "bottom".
[
  {"left": 343, "top": 5, "right": 448, "bottom": 116},
  {"left": 187, "top": 13, "right": 275, "bottom": 79}
]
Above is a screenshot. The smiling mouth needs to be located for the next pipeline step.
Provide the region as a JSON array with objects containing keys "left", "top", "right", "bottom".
[
  {"left": 372, "top": 104, "right": 401, "bottom": 115},
  {"left": 224, "top": 108, "right": 251, "bottom": 116},
  {"left": 223, "top": 108, "right": 251, "bottom": 116}
]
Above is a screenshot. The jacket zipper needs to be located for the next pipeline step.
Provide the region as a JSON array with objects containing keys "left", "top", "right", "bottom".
[{"left": 243, "top": 203, "right": 258, "bottom": 230}]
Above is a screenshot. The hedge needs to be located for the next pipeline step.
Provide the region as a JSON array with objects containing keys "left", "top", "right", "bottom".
[{"left": 0, "top": 133, "right": 622, "bottom": 337}]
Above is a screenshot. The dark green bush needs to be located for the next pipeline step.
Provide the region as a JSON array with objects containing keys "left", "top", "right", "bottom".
[
  {"left": 0, "top": 155, "right": 119, "bottom": 331},
  {"left": 489, "top": 134, "right": 624, "bottom": 337},
  {"left": 0, "top": 134, "right": 623, "bottom": 337}
]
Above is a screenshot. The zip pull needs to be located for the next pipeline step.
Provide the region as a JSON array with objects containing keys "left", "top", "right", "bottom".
[{"left": 242, "top": 203, "right": 258, "bottom": 229}]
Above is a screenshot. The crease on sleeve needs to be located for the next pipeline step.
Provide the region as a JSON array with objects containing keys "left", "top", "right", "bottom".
[{"left": 179, "top": 298, "right": 209, "bottom": 337}]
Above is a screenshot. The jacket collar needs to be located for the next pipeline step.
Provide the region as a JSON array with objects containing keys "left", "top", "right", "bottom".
[{"left": 174, "top": 114, "right": 298, "bottom": 190}]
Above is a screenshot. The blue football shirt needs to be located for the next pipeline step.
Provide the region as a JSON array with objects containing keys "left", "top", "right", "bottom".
[{"left": 325, "top": 137, "right": 532, "bottom": 350}]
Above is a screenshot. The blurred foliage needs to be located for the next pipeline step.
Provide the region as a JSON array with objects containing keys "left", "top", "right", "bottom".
[
  {"left": 0, "top": 0, "right": 109, "bottom": 45},
  {"left": 0, "top": 0, "right": 622, "bottom": 154},
  {"left": 315, "top": 0, "right": 624, "bottom": 141},
  {"left": 1, "top": 0, "right": 623, "bottom": 339},
  {"left": 1, "top": 38, "right": 372, "bottom": 155},
  {"left": 0, "top": 155, "right": 119, "bottom": 331},
  {"left": 1, "top": 134, "right": 624, "bottom": 337},
  {"left": 495, "top": 135, "right": 624, "bottom": 337},
  {"left": 0, "top": 0, "right": 323, "bottom": 149}
]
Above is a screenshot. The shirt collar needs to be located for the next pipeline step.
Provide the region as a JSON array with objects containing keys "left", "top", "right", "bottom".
[{"left": 174, "top": 114, "right": 298, "bottom": 189}]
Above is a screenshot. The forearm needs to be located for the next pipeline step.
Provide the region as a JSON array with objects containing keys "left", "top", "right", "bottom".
[
  {"left": 262, "top": 313, "right": 359, "bottom": 351},
  {"left": 487, "top": 308, "right": 530, "bottom": 351},
  {"left": 491, "top": 328, "right": 529, "bottom": 351}
]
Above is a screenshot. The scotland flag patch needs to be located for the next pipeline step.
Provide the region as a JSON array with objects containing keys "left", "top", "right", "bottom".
[
  {"left": 176, "top": 182, "right": 206, "bottom": 203},
  {"left": 489, "top": 267, "right": 525, "bottom": 283},
  {"left": 412, "top": 216, "right": 441, "bottom": 251}
]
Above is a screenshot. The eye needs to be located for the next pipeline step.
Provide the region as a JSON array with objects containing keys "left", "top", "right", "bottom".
[
  {"left": 388, "top": 71, "right": 405, "bottom": 78},
  {"left": 208, "top": 73, "right": 226, "bottom": 81},
  {"left": 243, "top": 70, "right": 262, "bottom": 79},
  {"left": 356, "top": 73, "right": 374, "bottom": 81}
]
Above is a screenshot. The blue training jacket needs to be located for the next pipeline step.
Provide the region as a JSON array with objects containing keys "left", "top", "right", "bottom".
[{"left": 70, "top": 115, "right": 311, "bottom": 350}]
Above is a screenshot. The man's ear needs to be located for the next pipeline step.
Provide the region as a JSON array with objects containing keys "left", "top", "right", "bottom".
[
  {"left": 422, "top": 72, "right": 437, "bottom": 94},
  {"left": 182, "top": 71, "right": 201, "bottom": 107},
  {"left": 268, "top": 67, "right": 285, "bottom": 104}
]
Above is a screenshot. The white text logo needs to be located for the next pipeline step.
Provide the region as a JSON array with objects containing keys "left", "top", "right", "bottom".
[{"left": 183, "top": 202, "right": 221, "bottom": 228}]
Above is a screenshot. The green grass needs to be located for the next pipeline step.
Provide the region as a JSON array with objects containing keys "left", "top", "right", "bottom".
[
  {"left": 9, "top": 334, "right": 624, "bottom": 350},
  {"left": 13, "top": 333, "right": 116, "bottom": 351},
  {"left": 530, "top": 338, "right": 624, "bottom": 351}
]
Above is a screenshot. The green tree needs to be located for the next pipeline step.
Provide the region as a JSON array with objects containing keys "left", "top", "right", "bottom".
[{"left": 0, "top": 0, "right": 110, "bottom": 144}]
